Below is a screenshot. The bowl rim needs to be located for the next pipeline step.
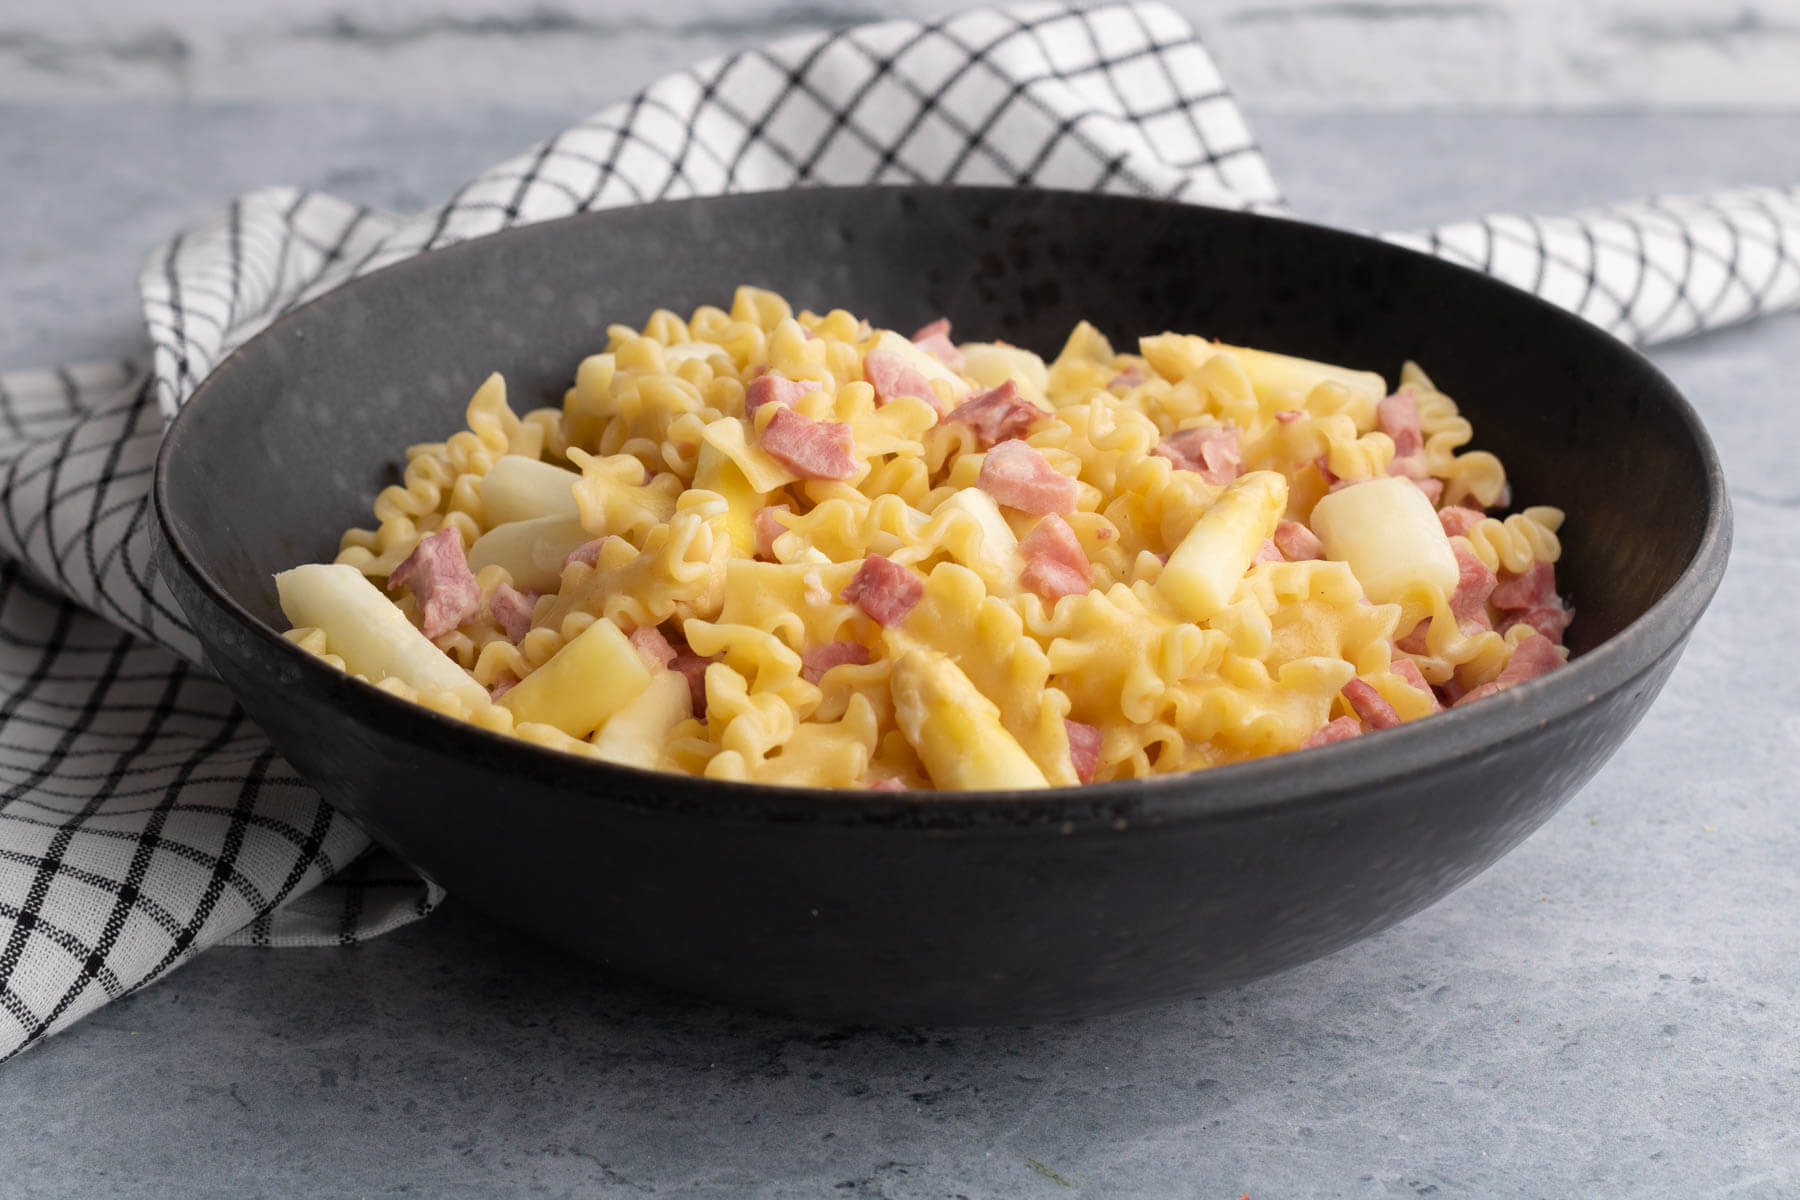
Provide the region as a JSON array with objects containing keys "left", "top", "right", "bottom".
[{"left": 152, "top": 184, "right": 1734, "bottom": 831}]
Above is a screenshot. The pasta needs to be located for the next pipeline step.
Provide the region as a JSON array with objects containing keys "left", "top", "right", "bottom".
[{"left": 277, "top": 288, "right": 1576, "bottom": 790}]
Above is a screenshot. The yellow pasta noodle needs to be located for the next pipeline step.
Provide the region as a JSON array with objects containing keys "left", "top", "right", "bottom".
[{"left": 281, "top": 292, "right": 1578, "bottom": 790}]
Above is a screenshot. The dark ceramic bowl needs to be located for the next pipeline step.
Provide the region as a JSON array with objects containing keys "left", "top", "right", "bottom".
[{"left": 153, "top": 187, "right": 1730, "bottom": 1024}]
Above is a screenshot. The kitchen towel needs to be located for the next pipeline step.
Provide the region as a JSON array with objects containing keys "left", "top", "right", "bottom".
[{"left": 3, "top": 0, "right": 1796, "bottom": 1062}]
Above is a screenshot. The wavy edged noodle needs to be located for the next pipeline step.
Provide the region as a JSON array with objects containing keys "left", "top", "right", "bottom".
[{"left": 282, "top": 293, "right": 1576, "bottom": 789}]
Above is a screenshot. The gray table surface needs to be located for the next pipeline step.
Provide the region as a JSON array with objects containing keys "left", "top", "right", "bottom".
[{"left": 1, "top": 105, "right": 1796, "bottom": 1199}]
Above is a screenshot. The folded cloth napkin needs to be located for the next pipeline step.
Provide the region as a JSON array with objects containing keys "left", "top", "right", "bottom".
[{"left": 2, "top": 0, "right": 1797, "bottom": 1062}]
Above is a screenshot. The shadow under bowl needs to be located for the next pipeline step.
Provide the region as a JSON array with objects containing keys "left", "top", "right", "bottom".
[{"left": 153, "top": 187, "right": 1731, "bottom": 1024}]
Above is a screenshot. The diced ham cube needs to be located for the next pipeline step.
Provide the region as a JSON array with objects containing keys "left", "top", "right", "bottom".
[
  {"left": 1397, "top": 620, "right": 1431, "bottom": 655},
  {"left": 944, "top": 380, "right": 1046, "bottom": 449},
  {"left": 801, "top": 640, "right": 871, "bottom": 684},
  {"left": 977, "top": 440, "right": 1078, "bottom": 515},
  {"left": 1438, "top": 506, "right": 1486, "bottom": 538},
  {"left": 745, "top": 372, "right": 820, "bottom": 413},
  {"left": 1252, "top": 538, "right": 1285, "bottom": 566},
  {"left": 1019, "top": 513, "right": 1092, "bottom": 602},
  {"left": 865, "top": 777, "right": 908, "bottom": 792},
  {"left": 1109, "top": 366, "right": 1146, "bottom": 390},
  {"left": 564, "top": 536, "right": 615, "bottom": 570},
  {"left": 1503, "top": 605, "right": 1576, "bottom": 643},
  {"left": 759, "top": 405, "right": 857, "bottom": 481},
  {"left": 488, "top": 676, "right": 518, "bottom": 702},
  {"left": 1453, "top": 634, "right": 1566, "bottom": 707},
  {"left": 1065, "top": 719, "right": 1102, "bottom": 784},
  {"left": 864, "top": 348, "right": 939, "bottom": 412},
  {"left": 1450, "top": 542, "right": 1497, "bottom": 633},
  {"left": 1155, "top": 425, "right": 1241, "bottom": 486},
  {"left": 1343, "top": 678, "right": 1401, "bottom": 730},
  {"left": 1379, "top": 390, "right": 1429, "bottom": 481},
  {"left": 1274, "top": 409, "right": 1303, "bottom": 424},
  {"left": 487, "top": 583, "right": 539, "bottom": 643},
  {"left": 629, "top": 624, "right": 677, "bottom": 671},
  {"left": 911, "top": 318, "right": 965, "bottom": 371},
  {"left": 842, "top": 554, "right": 924, "bottom": 626},
  {"left": 668, "top": 643, "right": 712, "bottom": 717},
  {"left": 1273, "top": 520, "right": 1324, "bottom": 561},
  {"left": 388, "top": 527, "right": 480, "bottom": 639},
  {"left": 753, "top": 504, "right": 790, "bottom": 560},
  {"left": 1413, "top": 477, "right": 1446, "bottom": 505},
  {"left": 1301, "top": 716, "right": 1364, "bottom": 749},
  {"left": 1390, "top": 657, "right": 1441, "bottom": 711},
  {"left": 1491, "top": 561, "right": 1559, "bottom": 611}
]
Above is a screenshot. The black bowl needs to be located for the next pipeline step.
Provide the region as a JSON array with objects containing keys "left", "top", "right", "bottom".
[{"left": 153, "top": 187, "right": 1730, "bottom": 1024}]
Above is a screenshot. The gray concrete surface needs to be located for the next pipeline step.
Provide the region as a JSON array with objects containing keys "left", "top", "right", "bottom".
[{"left": 1, "top": 105, "right": 1796, "bottom": 1197}]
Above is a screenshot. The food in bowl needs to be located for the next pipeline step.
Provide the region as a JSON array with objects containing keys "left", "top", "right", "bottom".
[{"left": 275, "top": 287, "right": 1573, "bottom": 790}]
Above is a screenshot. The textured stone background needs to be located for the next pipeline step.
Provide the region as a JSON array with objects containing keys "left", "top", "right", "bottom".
[{"left": 5, "top": 0, "right": 1800, "bottom": 110}]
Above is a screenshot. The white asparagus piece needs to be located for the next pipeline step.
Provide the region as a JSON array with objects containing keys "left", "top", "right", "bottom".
[
  {"left": 1310, "top": 476, "right": 1459, "bottom": 605},
  {"left": 466, "top": 514, "right": 591, "bottom": 592},
  {"left": 590, "top": 671, "right": 692, "bottom": 770},
  {"left": 1140, "top": 334, "right": 1386, "bottom": 404},
  {"left": 500, "top": 616, "right": 652, "bottom": 738},
  {"left": 479, "top": 455, "right": 582, "bottom": 525},
  {"left": 275, "top": 563, "right": 489, "bottom": 709},
  {"left": 1157, "top": 470, "right": 1288, "bottom": 623},
  {"left": 934, "top": 486, "right": 1019, "bottom": 577},
  {"left": 889, "top": 648, "right": 1048, "bottom": 791}
]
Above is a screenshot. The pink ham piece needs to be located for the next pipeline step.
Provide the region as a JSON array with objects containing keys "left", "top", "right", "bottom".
[
  {"left": 486, "top": 583, "right": 539, "bottom": 644},
  {"left": 943, "top": 380, "right": 1046, "bottom": 449},
  {"left": 758, "top": 404, "right": 857, "bottom": 481},
  {"left": 1449, "top": 543, "right": 1498, "bottom": 633},
  {"left": 1109, "top": 366, "right": 1146, "bottom": 390},
  {"left": 1453, "top": 634, "right": 1566, "bottom": 707},
  {"left": 1274, "top": 409, "right": 1303, "bottom": 425},
  {"left": 863, "top": 348, "right": 940, "bottom": 412},
  {"left": 1343, "top": 678, "right": 1401, "bottom": 730},
  {"left": 842, "top": 554, "right": 924, "bottom": 626},
  {"left": 977, "top": 440, "right": 1078, "bottom": 516},
  {"left": 1438, "top": 506, "right": 1486, "bottom": 538},
  {"left": 1413, "top": 477, "right": 1446, "bottom": 505},
  {"left": 745, "top": 372, "right": 820, "bottom": 414},
  {"left": 1491, "top": 561, "right": 1560, "bottom": 611},
  {"left": 865, "top": 777, "right": 908, "bottom": 792},
  {"left": 1065, "top": 719, "right": 1102, "bottom": 784},
  {"left": 910, "top": 318, "right": 965, "bottom": 371},
  {"left": 1379, "top": 390, "right": 1429, "bottom": 481},
  {"left": 629, "top": 625, "right": 677, "bottom": 671},
  {"left": 667, "top": 642, "right": 712, "bottom": 717},
  {"left": 801, "top": 640, "right": 871, "bottom": 684},
  {"left": 1252, "top": 539, "right": 1284, "bottom": 566},
  {"left": 1397, "top": 620, "right": 1431, "bottom": 655},
  {"left": 388, "top": 527, "right": 480, "bottom": 639},
  {"left": 1155, "top": 425, "right": 1241, "bottom": 486},
  {"left": 563, "top": 536, "right": 615, "bottom": 570},
  {"left": 1019, "top": 513, "right": 1091, "bottom": 602},
  {"left": 1272, "top": 520, "right": 1324, "bottom": 561},
  {"left": 1390, "top": 657, "right": 1441, "bottom": 711},
  {"left": 1504, "top": 605, "right": 1576, "bottom": 643},
  {"left": 753, "top": 504, "right": 791, "bottom": 560},
  {"left": 488, "top": 676, "right": 518, "bottom": 702},
  {"left": 1301, "top": 716, "right": 1364, "bottom": 749}
]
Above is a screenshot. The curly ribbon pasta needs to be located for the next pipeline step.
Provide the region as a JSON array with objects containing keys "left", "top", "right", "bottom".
[{"left": 287, "top": 291, "right": 1576, "bottom": 790}]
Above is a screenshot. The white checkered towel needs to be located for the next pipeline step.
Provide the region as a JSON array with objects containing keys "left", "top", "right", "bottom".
[{"left": 2, "top": 0, "right": 1797, "bottom": 1062}]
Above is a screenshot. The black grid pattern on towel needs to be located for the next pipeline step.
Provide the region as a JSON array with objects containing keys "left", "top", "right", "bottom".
[{"left": 3, "top": 0, "right": 1798, "bottom": 1064}]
